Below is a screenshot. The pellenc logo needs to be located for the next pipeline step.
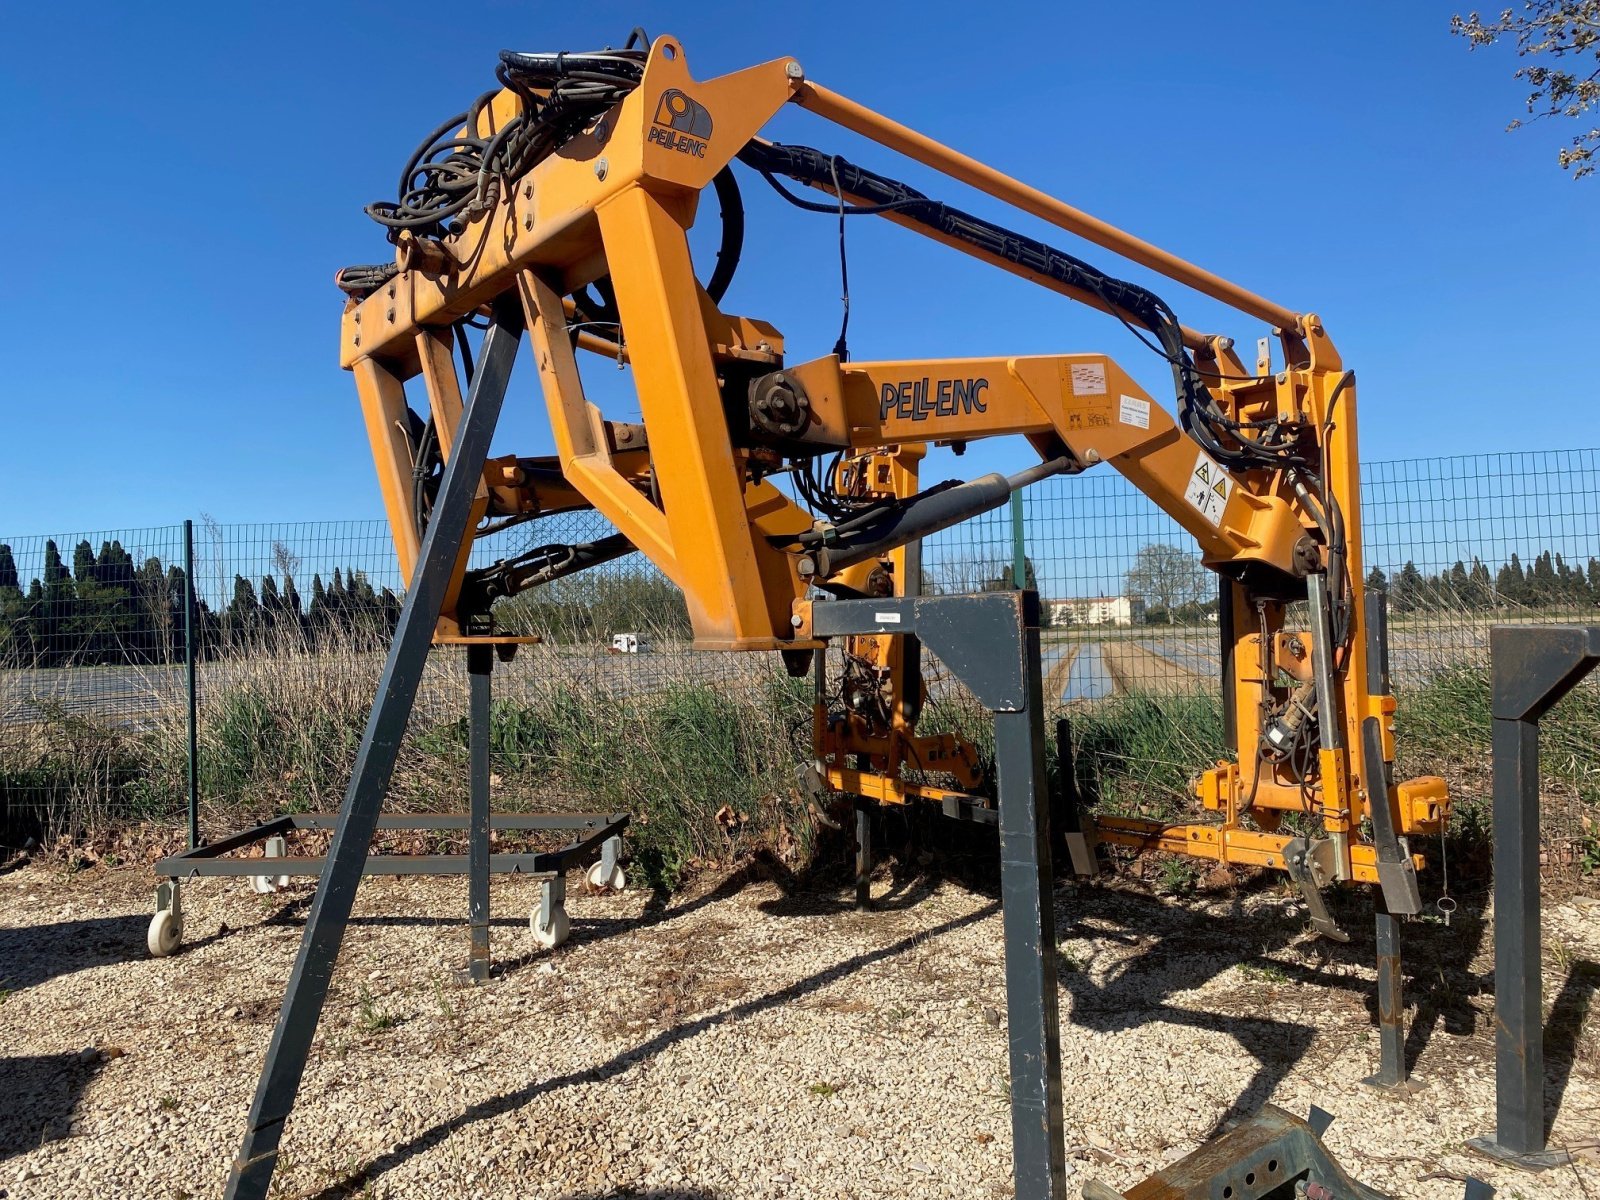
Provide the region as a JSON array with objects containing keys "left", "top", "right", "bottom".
[{"left": 649, "top": 88, "right": 712, "bottom": 158}]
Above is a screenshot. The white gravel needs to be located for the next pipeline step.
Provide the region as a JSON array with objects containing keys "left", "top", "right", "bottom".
[{"left": 2, "top": 859, "right": 1598, "bottom": 1199}]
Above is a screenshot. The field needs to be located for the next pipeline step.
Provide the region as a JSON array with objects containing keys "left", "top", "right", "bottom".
[{"left": 4, "top": 847, "right": 1599, "bottom": 1199}]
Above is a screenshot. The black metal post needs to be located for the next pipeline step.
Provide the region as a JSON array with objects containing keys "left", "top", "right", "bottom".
[
  {"left": 467, "top": 643, "right": 493, "bottom": 983},
  {"left": 1492, "top": 713, "right": 1543, "bottom": 1154},
  {"left": 854, "top": 798, "right": 873, "bottom": 910},
  {"left": 993, "top": 610, "right": 1067, "bottom": 1200},
  {"left": 223, "top": 297, "right": 525, "bottom": 1200},
  {"left": 1468, "top": 624, "right": 1600, "bottom": 1171},
  {"left": 1365, "top": 896, "right": 1407, "bottom": 1089},
  {"left": 184, "top": 518, "right": 199, "bottom": 851}
]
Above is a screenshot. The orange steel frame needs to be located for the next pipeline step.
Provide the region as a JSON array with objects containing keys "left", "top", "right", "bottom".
[{"left": 340, "top": 35, "right": 1447, "bottom": 896}]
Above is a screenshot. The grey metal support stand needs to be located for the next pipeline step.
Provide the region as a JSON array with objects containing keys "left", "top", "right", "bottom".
[
  {"left": 811, "top": 590, "right": 1066, "bottom": 1200},
  {"left": 1469, "top": 624, "right": 1600, "bottom": 1171},
  {"left": 466, "top": 643, "right": 493, "bottom": 984},
  {"left": 222, "top": 297, "right": 525, "bottom": 1200}
]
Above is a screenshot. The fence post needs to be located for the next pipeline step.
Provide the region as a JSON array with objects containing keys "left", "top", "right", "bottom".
[
  {"left": 1009, "top": 489, "right": 1027, "bottom": 589},
  {"left": 184, "top": 519, "right": 200, "bottom": 851}
]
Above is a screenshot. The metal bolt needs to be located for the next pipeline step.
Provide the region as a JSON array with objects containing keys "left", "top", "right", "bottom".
[
  {"left": 594, "top": 157, "right": 609, "bottom": 181},
  {"left": 1083, "top": 449, "right": 1102, "bottom": 464},
  {"left": 1216, "top": 337, "right": 1233, "bottom": 351},
  {"left": 785, "top": 60, "right": 804, "bottom": 81},
  {"left": 790, "top": 614, "right": 804, "bottom": 628}
]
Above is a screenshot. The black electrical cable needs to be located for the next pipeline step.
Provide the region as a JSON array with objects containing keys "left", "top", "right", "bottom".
[
  {"left": 827, "top": 156, "right": 850, "bottom": 361},
  {"left": 365, "top": 43, "right": 649, "bottom": 238}
]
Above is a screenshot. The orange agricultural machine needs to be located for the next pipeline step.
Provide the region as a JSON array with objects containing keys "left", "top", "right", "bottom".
[{"left": 210, "top": 30, "right": 1460, "bottom": 1200}]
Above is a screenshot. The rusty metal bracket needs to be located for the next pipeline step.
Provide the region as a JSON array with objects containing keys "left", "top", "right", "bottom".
[{"left": 1082, "top": 1104, "right": 1392, "bottom": 1200}]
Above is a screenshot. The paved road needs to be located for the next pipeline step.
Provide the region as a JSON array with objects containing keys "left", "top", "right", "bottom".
[{"left": 1, "top": 665, "right": 184, "bottom": 726}]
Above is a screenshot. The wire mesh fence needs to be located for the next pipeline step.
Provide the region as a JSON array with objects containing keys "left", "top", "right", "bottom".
[{"left": 4, "top": 448, "right": 1599, "bottom": 867}]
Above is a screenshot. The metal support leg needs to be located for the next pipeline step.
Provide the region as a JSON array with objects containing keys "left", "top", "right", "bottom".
[
  {"left": 807, "top": 591, "right": 1067, "bottom": 1200},
  {"left": 223, "top": 297, "right": 525, "bottom": 1200},
  {"left": 1363, "top": 895, "right": 1414, "bottom": 1091},
  {"left": 1468, "top": 624, "right": 1600, "bottom": 1171},
  {"left": 466, "top": 643, "right": 493, "bottom": 985},
  {"left": 855, "top": 798, "right": 874, "bottom": 909},
  {"left": 995, "top": 622, "right": 1067, "bottom": 1200}
]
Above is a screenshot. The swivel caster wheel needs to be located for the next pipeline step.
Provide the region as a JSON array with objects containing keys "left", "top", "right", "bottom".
[
  {"left": 148, "top": 881, "right": 184, "bottom": 957},
  {"left": 585, "top": 861, "right": 627, "bottom": 892},
  {"left": 529, "top": 903, "right": 570, "bottom": 950},
  {"left": 147, "top": 910, "right": 183, "bottom": 957},
  {"left": 250, "top": 835, "right": 291, "bottom": 894}
]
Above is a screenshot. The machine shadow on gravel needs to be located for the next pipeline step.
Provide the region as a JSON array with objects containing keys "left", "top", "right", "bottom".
[
  {"left": 299, "top": 902, "right": 998, "bottom": 1199},
  {"left": 0, "top": 1052, "right": 104, "bottom": 1162},
  {"left": 1541, "top": 955, "right": 1600, "bottom": 1139},
  {"left": 2, "top": 912, "right": 221, "bottom": 991}
]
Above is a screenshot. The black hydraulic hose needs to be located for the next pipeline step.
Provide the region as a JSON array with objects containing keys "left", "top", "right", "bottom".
[
  {"left": 705, "top": 165, "right": 745, "bottom": 303},
  {"left": 742, "top": 140, "right": 1315, "bottom": 477}
]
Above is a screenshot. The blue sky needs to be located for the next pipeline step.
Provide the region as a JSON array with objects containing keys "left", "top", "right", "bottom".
[{"left": 1, "top": 1, "right": 1595, "bottom": 539}]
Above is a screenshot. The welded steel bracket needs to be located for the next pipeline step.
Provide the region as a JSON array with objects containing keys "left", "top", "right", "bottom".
[{"left": 1467, "top": 625, "right": 1600, "bottom": 1171}]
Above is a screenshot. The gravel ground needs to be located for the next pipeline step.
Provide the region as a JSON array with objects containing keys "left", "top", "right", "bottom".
[{"left": 2, "top": 856, "right": 1599, "bottom": 1200}]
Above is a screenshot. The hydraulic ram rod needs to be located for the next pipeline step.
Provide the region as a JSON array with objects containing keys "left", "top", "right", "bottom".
[{"left": 801, "top": 458, "right": 1073, "bottom": 577}]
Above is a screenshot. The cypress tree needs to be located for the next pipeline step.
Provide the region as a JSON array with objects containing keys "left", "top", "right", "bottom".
[
  {"left": 1468, "top": 558, "right": 1492, "bottom": 607},
  {"left": 260, "top": 575, "right": 283, "bottom": 630},
  {"left": 39, "top": 541, "right": 75, "bottom": 664},
  {"left": 228, "top": 575, "right": 261, "bottom": 645},
  {"left": 0, "top": 545, "right": 24, "bottom": 665}
]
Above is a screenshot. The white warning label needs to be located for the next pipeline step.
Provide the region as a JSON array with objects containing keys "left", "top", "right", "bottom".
[
  {"left": 1069, "top": 362, "right": 1107, "bottom": 396},
  {"left": 1184, "top": 451, "right": 1231, "bottom": 526},
  {"left": 1118, "top": 394, "right": 1151, "bottom": 430}
]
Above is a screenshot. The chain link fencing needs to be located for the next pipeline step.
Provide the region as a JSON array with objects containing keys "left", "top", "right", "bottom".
[{"left": 4, "top": 448, "right": 1598, "bottom": 875}]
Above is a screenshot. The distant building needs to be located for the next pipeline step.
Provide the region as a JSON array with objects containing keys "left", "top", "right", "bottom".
[{"left": 1048, "top": 596, "right": 1144, "bottom": 627}]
